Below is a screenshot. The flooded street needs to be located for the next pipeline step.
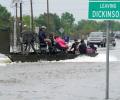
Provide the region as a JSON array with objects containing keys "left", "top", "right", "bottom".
[
  {"left": 0, "top": 39, "right": 120, "bottom": 100},
  {"left": 1, "top": 0, "right": 120, "bottom": 99}
]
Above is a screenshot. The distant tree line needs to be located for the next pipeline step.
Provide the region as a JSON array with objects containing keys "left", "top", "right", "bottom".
[
  {"left": 25, "top": 13, "right": 120, "bottom": 39},
  {"left": 0, "top": 4, "right": 11, "bottom": 31},
  {"left": 0, "top": 4, "right": 11, "bottom": 53},
  {"left": 1, "top": 4, "right": 120, "bottom": 39}
]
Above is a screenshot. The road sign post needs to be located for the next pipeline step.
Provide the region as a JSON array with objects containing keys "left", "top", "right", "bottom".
[
  {"left": 106, "top": 21, "right": 110, "bottom": 99},
  {"left": 59, "top": 28, "right": 64, "bottom": 37},
  {"left": 88, "top": 0, "right": 120, "bottom": 99}
]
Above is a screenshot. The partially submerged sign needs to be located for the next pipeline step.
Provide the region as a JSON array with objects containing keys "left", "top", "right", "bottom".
[{"left": 88, "top": 0, "right": 120, "bottom": 19}]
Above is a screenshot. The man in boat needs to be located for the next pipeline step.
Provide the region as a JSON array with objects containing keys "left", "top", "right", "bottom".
[
  {"left": 38, "top": 26, "right": 48, "bottom": 52},
  {"left": 79, "top": 39, "right": 87, "bottom": 54},
  {"left": 21, "top": 27, "right": 36, "bottom": 54},
  {"left": 70, "top": 39, "right": 79, "bottom": 54}
]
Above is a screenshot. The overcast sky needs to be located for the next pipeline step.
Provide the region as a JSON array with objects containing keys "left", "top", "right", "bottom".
[{"left": 0, "top": 0, "right": 88, "bottom": 22}]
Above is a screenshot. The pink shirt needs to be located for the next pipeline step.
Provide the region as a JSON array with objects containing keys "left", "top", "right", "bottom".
[{"left": 54, "top": 37, "right": 68, "bottom": 48}]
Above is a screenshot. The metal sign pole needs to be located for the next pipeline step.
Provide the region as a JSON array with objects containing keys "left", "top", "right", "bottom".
[{"left": 106, "top": 21, "right": 109, "bottom": 99}]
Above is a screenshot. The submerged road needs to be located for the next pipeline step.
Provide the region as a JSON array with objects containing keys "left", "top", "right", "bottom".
[{"left": 0, "top": 39, "right": 120, "bottom": 100}]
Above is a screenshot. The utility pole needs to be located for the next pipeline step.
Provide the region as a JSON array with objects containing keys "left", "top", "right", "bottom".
[
  {"left": 20, "top": 1, "right": 22, "bottom": 33},
  {"left": 47, "top": 0, "right": 50, "bottom": 31},
  {"left": 19, "top": 1, "right": 23, "bottom": 53},
  {"left": 30, "top": 0, "right": 34, "bottom": 31},
  {"left": 13, "top": 2, "right": 18, "bottom": 52}
]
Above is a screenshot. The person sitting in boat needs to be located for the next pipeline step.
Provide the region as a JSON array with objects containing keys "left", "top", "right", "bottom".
[
  {"left": 79, "top": 39, "right": 87, "bottom": 54},
  {"left": 54, "top": 36, "right": 68, "bottom": 51},
  {"left": 47, "top": 32, "right": 56, "bottom": 53},
  {"left": 49, "top": 32, "right": 56, "bottom": 47},
  {"left": 63, "top": 35, "right": 70, "bottom": 43},
  {"left": 70, "top": 39, "right": 79, "bottom": 54},
  {"left": 89, "top": 44, "right": 97, "bottom": 52},
  {"left": 86, "top": 44, "right": 97, "bottom": 54},
  {"left": 38, "top": 26, "right": 47, "bottom": 48}
]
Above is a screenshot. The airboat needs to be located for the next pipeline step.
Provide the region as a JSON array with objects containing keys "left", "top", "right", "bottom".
[{"left": 7, "top": 0, "right": 98, "bottom": 62}]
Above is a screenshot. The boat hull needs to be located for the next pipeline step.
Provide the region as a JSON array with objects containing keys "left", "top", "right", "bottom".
[{"left": 6, "top": 52, "right": 98, "bottom": 62}]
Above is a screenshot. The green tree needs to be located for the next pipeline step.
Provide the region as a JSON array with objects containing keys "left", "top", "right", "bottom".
[
  {"left": 97, "top": 21, "right": 106, "bottom": 31},
  {"left": 22, "top": 15, "right": 31, "bottom": 29},
  {"left": 0, "top": 4, "right": 11, "bottom": 53},
  {"left": 61, "top": 12, "right": 75, "bottom": 35},
  {"left": 34, "top": 13, "right": 61, "bottom": 32},
  {"left": 77, "top": 20, "right": 98, "bottom": 38},
  {"left": 34, "top": 14, "right": 47, "bottom": 27},
  {"left": 108, "top": 21, "right": 120, "bottom": 31},
  {"left": 0, "top": 4, "right": 11, "bottom": 31}
]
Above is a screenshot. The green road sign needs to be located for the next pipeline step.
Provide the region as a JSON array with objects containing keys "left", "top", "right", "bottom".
[
  {"left": 89, "top": 0, "right": 120, "bottom": 2},
  {"left": 88, "top": 2, "right": 120, "bottom": 19}
]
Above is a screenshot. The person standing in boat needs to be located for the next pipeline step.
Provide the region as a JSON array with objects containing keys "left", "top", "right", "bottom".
[
  {"left": 38, "top": 26, "right": 47, "bottom": 48},
  {"left": 21, "top": 25, "right": 36, "bottom": 54}
]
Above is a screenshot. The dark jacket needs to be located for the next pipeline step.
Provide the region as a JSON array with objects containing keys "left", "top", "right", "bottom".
[
  {"left": 79, "top": 42, "right": 87, "bottom": 54},
  {"left": 38, "top": 30, "right": 47, "bottom": 44},
  {"left": 22, "top": 31, "right": 35, "bottom": 44}
]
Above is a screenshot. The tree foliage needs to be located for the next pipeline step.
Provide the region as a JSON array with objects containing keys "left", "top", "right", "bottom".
[
  {"left": 22, "top": 12, "right": 120, "bottom": 39},
  {"left": 22, "top": 15, "right": 31, "bottom": 29},
  {"left": 61, "top": 12, "right": 75, "bottom": 35},
  {"left": 34, "top": 13, "right": 61, "bottom": 32},
  {"left": 0, "top": 4, "right": 11, "bottom": 31},
  {"left": 0, "top": 5, "right": 119, "bottom": 39}
]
